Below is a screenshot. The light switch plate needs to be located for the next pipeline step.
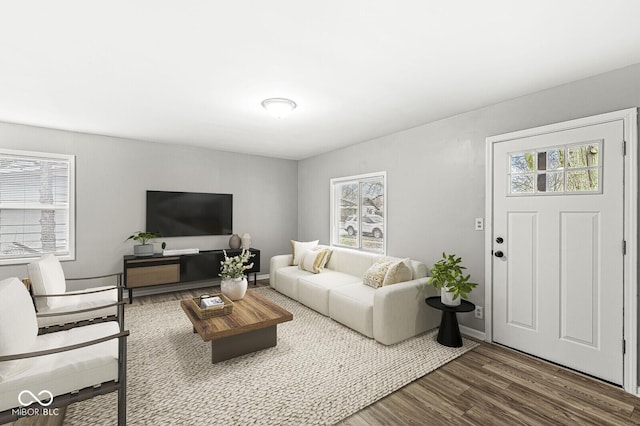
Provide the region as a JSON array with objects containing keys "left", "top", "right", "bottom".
[{"left": 475, "top": 218, "right": 484, "bottom": 231}]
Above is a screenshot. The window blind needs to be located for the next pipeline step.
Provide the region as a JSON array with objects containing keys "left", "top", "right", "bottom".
[{"left": 0, "top": 149, "right": 75, "bottom": 264}]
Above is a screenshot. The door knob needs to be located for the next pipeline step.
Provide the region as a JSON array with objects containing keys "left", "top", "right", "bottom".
[
  {"left": 494, "top": 251, "right": 504, "bottom": 258},
  {"left": 496, "top": 237, "right": 504, "bottom": 244}
]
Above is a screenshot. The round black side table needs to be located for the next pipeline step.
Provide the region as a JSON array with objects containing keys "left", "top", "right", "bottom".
[{"left": 425, "top": 296, "right": 475, "bottom": 347}]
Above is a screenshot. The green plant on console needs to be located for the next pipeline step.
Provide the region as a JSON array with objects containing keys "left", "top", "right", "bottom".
[
  {"left": 126, "top": 231, "right": 166, "bottom": 249},
  {"left": 428, "top": 252, "right": 477, "bottom": 301}
]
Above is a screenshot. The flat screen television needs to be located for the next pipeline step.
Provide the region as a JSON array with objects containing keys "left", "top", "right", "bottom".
[{"left": 146, "top": 191, "right": 233, "bottom": 237}]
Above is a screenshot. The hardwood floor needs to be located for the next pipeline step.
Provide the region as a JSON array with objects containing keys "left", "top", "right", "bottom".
[
  {"left": 13, "top": 280, "right": 640, "bottom": 425},
  {"left": 340, "top": 342, "right": 640, "bottom": 425}
]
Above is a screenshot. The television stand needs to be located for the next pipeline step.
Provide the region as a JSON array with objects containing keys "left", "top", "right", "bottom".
[{"left": 123, "top": 248, "right": 260, "bottom": 303}]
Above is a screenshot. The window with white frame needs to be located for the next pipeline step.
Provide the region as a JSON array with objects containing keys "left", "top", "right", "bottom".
[
  {"left": 0, "top": 149, "right": 75, "bottom": 264},
  {"left": 331, "top": 172, "right": 386, "bottom": 254}
]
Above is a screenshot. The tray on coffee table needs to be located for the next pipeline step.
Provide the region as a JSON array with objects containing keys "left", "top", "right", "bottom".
[{"left": 188, "top": 293, "right": 234, "bottom": 319}]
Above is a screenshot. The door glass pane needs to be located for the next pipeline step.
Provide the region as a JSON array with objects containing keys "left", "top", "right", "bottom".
[
  {"left": 567, "top": 169, "right": 599, "bottom": 192},
  {"left": 546, "top": 149, "right": 564, "bottom": 170},
  {"left": 511, "top": 174, "right": 534, "bottom": 193},
  {"left": 546, "top": 171, "right": 564, "bottom": 192},
  {"left": 568, "top": 144, "right": 599, "bottom": 168},
  {"left": 537, "top": 152, "right": 547, "bottom": 171},
  {"left": 511, "top": 153, "right": 535, "bottom": 173}
]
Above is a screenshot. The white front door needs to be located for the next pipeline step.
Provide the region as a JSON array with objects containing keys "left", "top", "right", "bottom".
[{"left": 492, "top": 119, "right": 624, "bottom": 384}]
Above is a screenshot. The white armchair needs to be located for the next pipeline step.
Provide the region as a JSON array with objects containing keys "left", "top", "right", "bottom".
[
  {"left": 0, "top": 277, "right": 128, "bottom": 425},
  {"left": 27, "top": 254, "right": 124, "bottom": 331}
]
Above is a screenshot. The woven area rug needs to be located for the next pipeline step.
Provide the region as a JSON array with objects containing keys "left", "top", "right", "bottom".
[{"left": 65, "top": 288, "right": 477, "bottom": 425}]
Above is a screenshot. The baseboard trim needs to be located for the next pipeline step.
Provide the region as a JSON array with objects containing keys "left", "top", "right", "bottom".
[{"left": 460, "top": 325, "right": 486, "bottom": 342}]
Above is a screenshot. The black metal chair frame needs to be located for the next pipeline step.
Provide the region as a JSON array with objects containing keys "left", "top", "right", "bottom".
[
  {"left": 23, "top": 273, "right": 125, "bottom": 333},
  {"left": 0, "top": 301, "right": 129, "bottom": 425}
]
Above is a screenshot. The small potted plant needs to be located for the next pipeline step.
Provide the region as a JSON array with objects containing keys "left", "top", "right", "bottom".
[
  {"left": 126, "top": 231, "right": 165, "bottom": 257},
  {"left": 428, "top": 252, "right": 477, "bottom": 306},
  {"left": 219, "top": 249, "right": 255, "bottom": 300}
]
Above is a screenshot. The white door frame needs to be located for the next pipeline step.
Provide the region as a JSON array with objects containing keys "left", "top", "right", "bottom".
[{"left": 484, "top": 108, "right": 638, "bottom": 394}]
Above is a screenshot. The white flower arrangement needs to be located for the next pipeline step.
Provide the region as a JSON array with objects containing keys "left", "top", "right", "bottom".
[{"left": 219, "top": 249, "right": 255, "bottom": 279}]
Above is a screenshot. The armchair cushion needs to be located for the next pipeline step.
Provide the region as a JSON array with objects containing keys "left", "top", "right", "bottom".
[
  {"left": 27, "top": 254, "right": 67, "bottom": 310},
  {"left": 0, "top": 278, "right": 38, "bottom": 381},
  {"left": 0, "top": 321, "right": 119, "bottom": 411}
]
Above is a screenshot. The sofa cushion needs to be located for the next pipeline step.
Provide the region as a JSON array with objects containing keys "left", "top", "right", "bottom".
[
  {"left": 329, "top": 284, "right": 375, "bottom": 338},
  {"left": 290, "top": 240, "right": 319, "bottom": 266},
  {"left": 298, "top": 248, "right": 332, "bottom": 274},
  {"left": 274, "top": 266, "right": 313, "bottom": 300},
  {"left": 28, "top": 254, "right": 67, "bottom": 310},
  {"left": 383, "top": 258, "right": 413, "bottom": 286},
  {"left": 363, "top": 259, "right": 394, "bottom": 289},
  {"left": 0, "top": 278, "right": 38, "bottom": 381},
  {"left": 330, "top": 247, "right": 380, "bottom": 277},
  {"left": 298, "top": 271, "right": 363, "bottom": 316}
]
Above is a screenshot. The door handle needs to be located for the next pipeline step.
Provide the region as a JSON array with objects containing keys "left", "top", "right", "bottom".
[{"left": 494, "top": 251, "right": 504, "bottom": 258}]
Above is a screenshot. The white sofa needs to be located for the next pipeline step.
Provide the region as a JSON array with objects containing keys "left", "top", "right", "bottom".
[{"left": 270, "top": 245, "right": 439, "bottom": 345}]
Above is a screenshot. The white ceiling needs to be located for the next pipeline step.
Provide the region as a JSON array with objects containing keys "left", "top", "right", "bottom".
[{"left": 1, "top": 1, "right": 640, "bottom": 160}]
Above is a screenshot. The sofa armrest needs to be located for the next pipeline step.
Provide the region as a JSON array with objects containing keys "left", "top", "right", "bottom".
[
  {"left": 372, "top": 277, "right": 440, "bottom": 345},
  {"left": 270, "top": 254, "right": 293, "bottom": 290}
]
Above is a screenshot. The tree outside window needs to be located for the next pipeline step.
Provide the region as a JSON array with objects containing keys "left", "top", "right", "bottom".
[
  {"left": 0, "top": 149, "right": 75, "bottom": 264},
  {"left": 331, "top": 172, "right": 386, "bottom": 254}
]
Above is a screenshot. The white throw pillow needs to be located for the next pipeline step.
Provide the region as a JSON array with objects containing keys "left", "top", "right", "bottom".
[
  {"left": 383, "top": 258, "right": 413, "bottom": 286},
  {"left": 0, "top": 277, "right": 38, "bottom": 381},
  {"left": 290, "top": 240, "right": 319, "bottom": 266},
  {"left": 298, "top": 248, "right": 332, "bottom": 274},
  {"left": 363, "top": 259, "right": 394, "bottom": 288},
  {"left": 28, "top": 254, "right": 67, "bottom": 309}
]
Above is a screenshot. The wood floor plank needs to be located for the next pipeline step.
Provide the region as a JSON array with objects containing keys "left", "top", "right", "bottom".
[{"left": 481, "top": 362, "right": 635, "bottom": 425}]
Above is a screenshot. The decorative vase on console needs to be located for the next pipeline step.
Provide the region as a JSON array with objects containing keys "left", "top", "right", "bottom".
[
  {"left": 219, "top": 249, "right": 255, "bottom": 300},
  {"left": 241, "top": 232, "right": 252, "bottom": 249},
  {"left": 229, "top": 234, "right": 241, "bottom": 249}
]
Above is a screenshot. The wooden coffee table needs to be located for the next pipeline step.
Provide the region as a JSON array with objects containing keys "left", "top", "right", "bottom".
[{"left": 180, "top": 289, "right": 293, "bottom": 363}]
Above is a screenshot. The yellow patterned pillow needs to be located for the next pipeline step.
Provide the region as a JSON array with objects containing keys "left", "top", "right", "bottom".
[
  {"left": 363, "top": 260, "right": 394, "bottom": 288},
  {"left": 299, "top": 248, "right": 331, "bottom": 273},
  {"left": 383, "top": 258, "right": 412, "bottom": 286}
]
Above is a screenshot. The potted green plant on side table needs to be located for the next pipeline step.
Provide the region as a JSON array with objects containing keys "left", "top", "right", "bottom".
[
  {"left": 428, "top": 252, "right": 477, "bottom": 306},
  {"left": 426, "top": 252, "right": 478, "bottom": 347}
]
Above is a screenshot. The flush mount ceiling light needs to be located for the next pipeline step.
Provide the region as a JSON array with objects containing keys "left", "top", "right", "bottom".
[{"left": 261, "top": 98, "right": 297, "bottom": 119}]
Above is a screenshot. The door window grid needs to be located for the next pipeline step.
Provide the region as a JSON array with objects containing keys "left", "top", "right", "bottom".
[{"left": 508, "top": 141, "right": 602, "bottom": 196}]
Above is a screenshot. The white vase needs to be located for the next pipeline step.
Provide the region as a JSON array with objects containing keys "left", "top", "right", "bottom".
[
  {"left": 241, "top": 233, "right": 252, "bottom": 249},
  {"left": 221, "top": 277, "right": 248, "bottom": 300},
  {"left": 441, "top": 287, "right": 461, "bottom": 306}
]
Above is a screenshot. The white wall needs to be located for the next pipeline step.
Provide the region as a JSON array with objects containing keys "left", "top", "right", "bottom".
[
  {"left": 0, "top": 123, "right": 298, "bottom": 289},
  {"left": 298, "top": 62, "right": 640, "bottom": 333}
]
